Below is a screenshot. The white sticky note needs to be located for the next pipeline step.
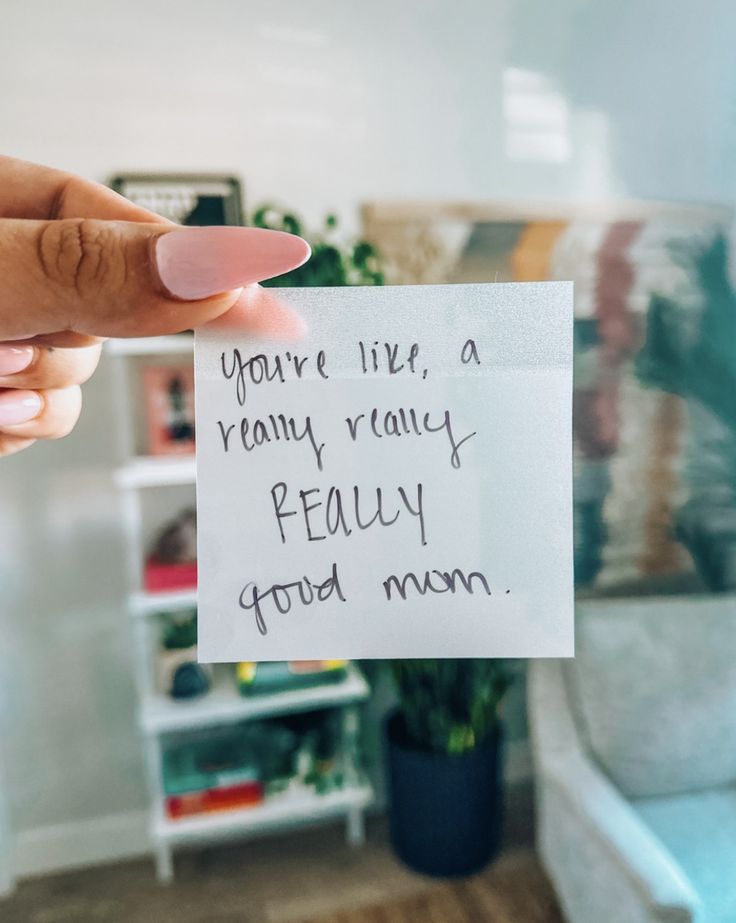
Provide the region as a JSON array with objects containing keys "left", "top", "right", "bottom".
[{"left": 194, "top": 282, "right": 573, "bottom": 661}]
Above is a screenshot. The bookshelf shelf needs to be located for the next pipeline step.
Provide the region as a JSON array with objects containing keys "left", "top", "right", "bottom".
[
  {"left": 115, "top": 456, "right": 196, "bottom": 489},
  {"left": 154, "top": 783, "right": 373, "bottom": 846},
  {"left": 129, "top": 589, "right": 198, "bottom": 618},
  {"left": 106, "top": 335, "right": 194, "bottom": 357},
  {"left": 140, "top": 664, "right": 370, "bottom": 735}
]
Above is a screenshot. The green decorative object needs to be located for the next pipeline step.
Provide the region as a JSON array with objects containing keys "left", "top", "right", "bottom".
[
  {"left": 162, "top": 734, "right": 260, "bottom": 796},
  {"left": 158, "top": 611, "right": 212, "bottom": 700},
  {"left": 390, "top": 659, "right": 512, "bottom": 755},
  {"left": 236, "top": 661, "right": 348, "bottom": 697},
  {"left": 251, "top": 205, "right": 385, "bottom": 288},
  {"left": 161, "top": 611, "right": 198, "bottom": 650}
]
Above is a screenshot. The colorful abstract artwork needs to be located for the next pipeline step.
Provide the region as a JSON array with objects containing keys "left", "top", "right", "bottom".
[{"left": 362, "top": 201, "right": 733, "bottom": 595}]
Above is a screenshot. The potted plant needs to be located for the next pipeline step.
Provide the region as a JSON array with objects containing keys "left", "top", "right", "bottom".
[
  {"left": 385, "top": 659, "right": 511, "bottom": 877},
  {"left": 250, "top": 205, "right": 384, "bottom": 288}
]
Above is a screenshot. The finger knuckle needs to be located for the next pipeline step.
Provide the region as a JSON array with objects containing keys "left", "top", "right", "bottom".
[
  {"left": 38, "top": 346, "right": 100, "bottom": 389},
  {"left": 50, "top": 417, "right": 78, "bottom": 440},
  {"left": 52, "top": 389, "right": 83, "bottom": 439},
  {"left": 78, "top": 346, "right": 102, "bottom": 385},
  {"left": 37, "top": 219, "right": 126, "bottom": 298},
  {"left": 51, "top": 420, "right": 78, "bottom": 439}
]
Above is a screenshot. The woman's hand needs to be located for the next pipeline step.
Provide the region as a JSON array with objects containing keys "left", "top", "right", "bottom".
[{"left": 0, "top": 156, "right": 310, "bottom": 457}]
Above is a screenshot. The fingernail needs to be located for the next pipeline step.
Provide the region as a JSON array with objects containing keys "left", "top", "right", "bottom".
[
  {"left": 155, "top": 227, "right": 311, "bottom": 300},
  {"left": 0, "top": 390, "right": 43, "bottom": 425},
  {"left": 0, "top": 345, "right": 34, "bottom": 376}
]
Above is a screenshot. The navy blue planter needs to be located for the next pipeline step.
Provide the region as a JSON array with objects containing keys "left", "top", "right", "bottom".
[{"left": 384, "top": 710, "right": 503, "bottom": 877}]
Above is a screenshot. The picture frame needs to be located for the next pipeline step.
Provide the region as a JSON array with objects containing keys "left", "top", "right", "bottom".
[
  {"left": 110, "top": 173, "right": 244, "bottom": 226},
  {"left": 143, "top": 365, "right": 196, "bottom": 456}
]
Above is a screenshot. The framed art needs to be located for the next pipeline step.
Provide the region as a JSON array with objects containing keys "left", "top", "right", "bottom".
[
  {"left": 110, "top": 173, "right": 244, "bottom": 226},
  {"left": 143, "top": 365, "right": 196, "bottom": 456},
  {"left": 362, "top": 199, "right": 733, "bottom": 596}
]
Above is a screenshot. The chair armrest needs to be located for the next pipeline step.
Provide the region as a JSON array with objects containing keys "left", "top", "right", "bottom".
[
  {"left": 529, "top": 661, "right": 701, "bottom": 922},
  {"left": 543, "top": 752, "right": 702, "bottom": 922},
  {"left": 528, "top": 659, "right": 585, "bottom": 766}
]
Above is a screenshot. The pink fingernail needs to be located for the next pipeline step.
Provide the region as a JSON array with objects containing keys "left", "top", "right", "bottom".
[
  {"left": 0, "top": 390, "right": 42, "bottom": 425},
  {"left": 155, "top": 227, "right": 311, "bottom": 300},
  {"left": 0, "top": 345, "right": 34, "bottom": 376}
]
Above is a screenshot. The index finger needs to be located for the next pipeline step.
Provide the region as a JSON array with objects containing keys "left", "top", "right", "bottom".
[
  {"left": 0, "top": 155, "right": 171, "bottom": 223},
  {"left": 0, "top": 156, "right": 171, "bottom": 348}
]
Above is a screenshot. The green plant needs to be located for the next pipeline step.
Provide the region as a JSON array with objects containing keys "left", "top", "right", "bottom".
[
  {"left": 251, "top": 205, "right": 384, "bottom": 288},
  {"left": 391, "top": 660, "right": 512, "bottom": 755}
]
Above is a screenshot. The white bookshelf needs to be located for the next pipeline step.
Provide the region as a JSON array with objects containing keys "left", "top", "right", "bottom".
[{"left": 110, "top": 334, "right": 373, "bottom": 883}]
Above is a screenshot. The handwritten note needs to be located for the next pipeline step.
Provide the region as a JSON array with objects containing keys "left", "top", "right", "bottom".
[{"left": 194, "top": 282, "right": 573, "bottom": 661}]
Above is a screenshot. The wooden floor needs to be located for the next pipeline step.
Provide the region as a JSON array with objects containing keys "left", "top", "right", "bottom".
[
  {"left": 303, "top": 853, "right": 565, "bottom": 923},
  {"left": 2, "top": 788, "right": 564, "bottom": 923}
]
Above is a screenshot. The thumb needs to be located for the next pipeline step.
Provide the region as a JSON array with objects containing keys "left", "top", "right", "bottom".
[{"left": 0, "top": 220, "right": 310, "bottom": 340}]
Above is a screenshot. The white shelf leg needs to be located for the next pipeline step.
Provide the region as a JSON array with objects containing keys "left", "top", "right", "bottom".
[
  {"left": 142, "top": 733, "right": 172, "bottom": 881},
  {"left": 154, "top": 839, "right": 174, "bottom": 883},
  {"left": 341, "top": 702, "right": 365, "bottom": 847},
  {"left": 346, "top": 805, "right": 365, "bottom": 847}
]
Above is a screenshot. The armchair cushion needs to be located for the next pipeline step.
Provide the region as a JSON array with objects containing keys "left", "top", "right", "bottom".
[
  {"left": 565, "top": 596, "right": 736, "bottom": 798},
  {"left": 635, "top": 785, "right": 736, "bottom": 923}
]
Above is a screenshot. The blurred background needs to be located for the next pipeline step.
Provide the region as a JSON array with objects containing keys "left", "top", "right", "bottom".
[{"left": 2, "top": 2, "right": 736, "bottom": 922}]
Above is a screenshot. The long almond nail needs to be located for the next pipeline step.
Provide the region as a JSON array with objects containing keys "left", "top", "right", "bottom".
[
  {"left": 0, "top": 390, "right": 43, "bottom": 425},
  {"left": 155, "top": 227, "right": 311, "bottom": 300},
  {"left": 0, "top": 345, "right": 34, "bottom": 376}
]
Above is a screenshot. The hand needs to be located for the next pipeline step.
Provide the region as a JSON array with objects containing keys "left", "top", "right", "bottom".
[{"left": 0, "top": 156, "right": 310, "bottom": 457}]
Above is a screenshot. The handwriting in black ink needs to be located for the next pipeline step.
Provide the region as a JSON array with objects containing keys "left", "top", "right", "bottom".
[
  {"left": 239, "top": 562, "right": 345, "bottom": 635},
  {"left": 270, "top": 481, "right": 426, "bottom": 547},
  {"left": 217, "top": 413, "right": 325, "bottom": 470},
  {"left": 221, "top": 348, "right": 329, "bottom": 406},
  {"left": 383, "top": 567, "right": 493, "bottom": 601},
  {"left": 345, "top": 407, "right": 476, "bottom": 469}
]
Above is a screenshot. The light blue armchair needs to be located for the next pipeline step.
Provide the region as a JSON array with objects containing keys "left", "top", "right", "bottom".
[{"left": 529, "top": 596, "right": 736, "bottom": 923}]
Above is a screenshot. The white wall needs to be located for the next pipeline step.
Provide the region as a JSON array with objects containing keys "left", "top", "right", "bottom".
[{"left": 1, "top": 0, "right": 735, "bottom": 877}]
